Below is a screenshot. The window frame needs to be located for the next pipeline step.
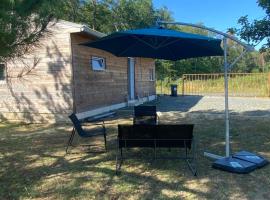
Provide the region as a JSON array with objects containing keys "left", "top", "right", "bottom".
[
  {"left": 91, "top": 56, "right": 106, "bottom": 71},
  {"left": 149, "top": 68, "right": 155, "bottom": 81},
  {"left": 0, "top": 63, "right": 6, "bottom": 81}
]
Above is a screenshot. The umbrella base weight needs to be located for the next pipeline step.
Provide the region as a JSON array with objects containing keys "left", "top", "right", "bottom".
[
  {"left": 212, "top": 151, "right": 269, "bottom": 174},
  {"left": 233, "top": 151, "right": 269, "bottom": 168}
]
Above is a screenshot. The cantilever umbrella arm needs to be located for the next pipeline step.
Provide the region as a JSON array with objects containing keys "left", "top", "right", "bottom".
[
  {"left": 157, "top": 20, "right": 255, "bottom": 159},
  {"left": 157, "top": 21, "right": 255, "bottom": 52}
]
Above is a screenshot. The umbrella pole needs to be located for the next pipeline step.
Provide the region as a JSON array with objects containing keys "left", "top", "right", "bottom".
[
  {"left": 204, "top": 39, "right": 249, "bottom": 159},
  {"left": 155, "top": 21, "right": 254, "bottom": 160},
  {"left": 224, "top": 37, "right": 230, "bottom": 157},
  {"left": 203, "top": 38, "right": 230, "bottom": 160}
]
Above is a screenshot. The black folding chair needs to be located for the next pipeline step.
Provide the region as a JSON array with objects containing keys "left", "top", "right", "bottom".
[
  {"left": 66, "top": 113, "right": 107, "bottom": 153},
  {"left": 133, "top": 105, "right": 157, "bottom": 125}
]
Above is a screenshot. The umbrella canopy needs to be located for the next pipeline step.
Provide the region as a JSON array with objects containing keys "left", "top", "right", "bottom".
[{"left": 82, "top": 27, "right": 223, "bottom": 61}]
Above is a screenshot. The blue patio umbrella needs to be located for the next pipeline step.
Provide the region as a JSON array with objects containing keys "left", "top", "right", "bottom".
[
  {"left": 82, "top": 27, "right": 223, "bottom": 60},
  {"left": 82, "top": 25, "right": 269, "bottom": 173}
]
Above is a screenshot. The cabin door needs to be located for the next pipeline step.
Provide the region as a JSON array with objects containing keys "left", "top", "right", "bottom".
[{"left": 128, "top": 57, "right": 135, "bottom": 100}]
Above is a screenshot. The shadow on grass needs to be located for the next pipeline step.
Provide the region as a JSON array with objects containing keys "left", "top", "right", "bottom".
[{"left": 0, "top": 116, "right": 270, "bottom": 199}]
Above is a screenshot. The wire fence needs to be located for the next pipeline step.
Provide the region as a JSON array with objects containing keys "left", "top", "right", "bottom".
[{"left": 156, "top": 73, "right": 270, "bottom": 97}]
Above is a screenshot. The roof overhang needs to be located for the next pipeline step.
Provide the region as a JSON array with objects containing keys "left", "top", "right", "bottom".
[
  {"left": 51, "top": 19, "right": 106, "bottom": 39},
  {"left": 80, "top": 26, "right": 106, "bottom": 38}
]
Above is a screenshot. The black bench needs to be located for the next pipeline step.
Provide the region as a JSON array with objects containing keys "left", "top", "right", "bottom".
[{"left": 116, "top": 124, "right": 197, "bottom": 176}]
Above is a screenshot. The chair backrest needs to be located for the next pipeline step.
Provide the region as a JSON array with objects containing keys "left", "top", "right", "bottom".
[
  {"left": 118, "top": 124, "right": 156, "bottom": 147},
  {"left": 156, "top": 124, "right": 193, "bottom": 148},
  {"left": 134, "top": 106, "right": 157, "bottom": 125},
  {"left": 69, "top": 113, "right": 87, "bottom": 137},
  {"left": 156, "top": 125, "right": 193, "bottom": 139},
  {"left": 118, "top": 124, "right": 194, "bottom": 148},
  {"left": 134, "top": 105, "right": 156, "bottom": 117}
]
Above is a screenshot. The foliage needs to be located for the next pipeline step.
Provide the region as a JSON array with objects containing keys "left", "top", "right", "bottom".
[
  {"left": 60, "top": 0, "right": 172, "bottom": 33},
  {"left": 231, "top": 0, "right": 270, "bottom": 76},
  {"left": 102, "top": 0, "right": 156, "bottom": 31},
  {"left": 1, "top": 0, "right": 268, "bottom": 75},
  {"left": 60, "top": 0, "right": 84, "bottom": 22},
  {"left": 237, "top": 0, "right": 270, "bottom": 49},
  {"left": 0, "top": 0, "right": 65, "bottom": 62}
]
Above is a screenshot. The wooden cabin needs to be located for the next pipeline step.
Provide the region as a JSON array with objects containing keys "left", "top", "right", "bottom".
[{"left": 0, "top": 20, "right": 156, "bottom": 123}]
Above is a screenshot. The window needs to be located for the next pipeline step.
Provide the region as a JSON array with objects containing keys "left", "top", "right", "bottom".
[
  {"left": 149, "top": 68, "right": 155, "bottom": 81},
  {"left": 0, "top": 63, "right": 5, "bottom": 80},
  {"left": 91, "top": 56, "right": 106, "bottom": 71}
]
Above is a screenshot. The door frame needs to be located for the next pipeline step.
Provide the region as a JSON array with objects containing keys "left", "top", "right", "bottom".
[{"left": 127, "top": 57, "right": 135, "bottom": 100}]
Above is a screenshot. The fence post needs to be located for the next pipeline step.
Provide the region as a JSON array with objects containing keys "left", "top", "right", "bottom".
[{"left": 182, "top": 75, "right": 185, "bottom": 96}]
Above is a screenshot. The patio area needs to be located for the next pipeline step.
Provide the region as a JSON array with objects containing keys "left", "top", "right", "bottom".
[
  {"left": 156, "top": 95, "right": 270, "bottom": 121},
  {"left": 1, "top": 96, "right": 270, "bottom": 199}
]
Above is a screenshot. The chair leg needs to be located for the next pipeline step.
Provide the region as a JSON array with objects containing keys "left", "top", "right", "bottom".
[
  {"left": 154, "top": 140, "right": 157, "bottom": 160},
  {"left": 186, "top": 159, "right": 197, "bottom": 176},
  {"left": 66, "top": 127, "right": 76, "bottom": 154},
  {"left": 104, "top": 134, "right": 107, "bottom": 151},
  {"left": 102, "top": 122, "right": 107, "bottom": 151},
  {"left": 186, "top": 138, "right": 197, "bottom": 176},
  {"left": 184, "top": 141, "right": 188, "bottom": 158},
  {"left": 116, "top": 140, "right": 123, "bottom": 175}
]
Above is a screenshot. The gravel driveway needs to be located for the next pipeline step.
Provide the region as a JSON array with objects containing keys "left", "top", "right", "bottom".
[{"left": 157, "top": 95, "right": 270, "bottom": 117}]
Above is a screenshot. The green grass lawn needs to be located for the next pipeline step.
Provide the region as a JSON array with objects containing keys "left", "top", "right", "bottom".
[{"left": 1, "top": 115, "right": 270, "bottom": 200}]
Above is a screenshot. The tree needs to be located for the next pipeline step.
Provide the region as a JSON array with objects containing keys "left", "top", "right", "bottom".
[
  {"left": 79, "top": 0, "right": 113, "bottom": 33},
  {"left": 76, "top": 0, "right": 173, "bottom": 33},
  {"left": 60, "top": 0, "right": 84, "bottom": 22},
  {"left": 80, "top": 0, "right": 158, "bottom": 33},
  {"left": 0, "top": 0, "right": 65, "bottom": 62},
  {"left": 155, "top": 6, "right": 174, "bottom": 22},
  {"left": 237, "top": 0, "right": 270, "bottom": 49}
]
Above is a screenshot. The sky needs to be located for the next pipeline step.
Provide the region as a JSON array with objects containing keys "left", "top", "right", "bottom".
[{"left": 153, "top": 0, "right": 266, "bottom": 33}]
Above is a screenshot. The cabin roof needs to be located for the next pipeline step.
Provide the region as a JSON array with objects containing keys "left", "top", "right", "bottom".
[{"left": 52, "top": 19, "right": 106, "bottom": 38}]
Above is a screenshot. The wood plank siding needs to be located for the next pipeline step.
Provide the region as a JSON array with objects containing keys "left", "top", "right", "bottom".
[
  {"left": 0, "top": 20, "right": 156, "bottom": 123},
  {"left": 71, "top": 33, "right": 156, "bottom": 114},
  {"left": 0, "top": 22, "right": 75, "bottom": 122}
]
